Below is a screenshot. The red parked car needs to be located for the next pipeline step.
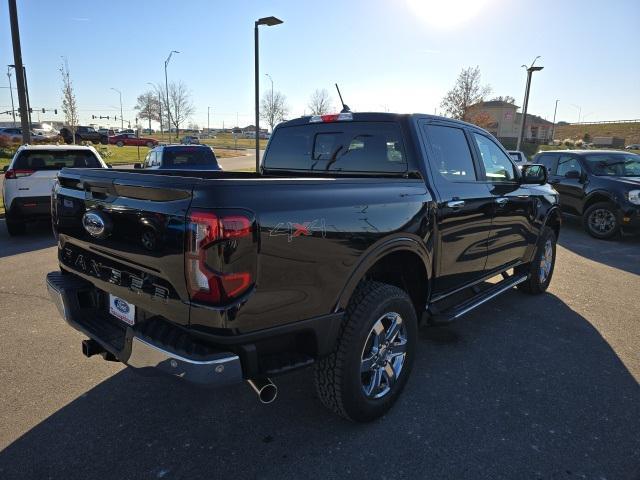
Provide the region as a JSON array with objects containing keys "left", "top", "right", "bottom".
[{"left": 108, "top": 133, "right": 158, "bottom": 148}]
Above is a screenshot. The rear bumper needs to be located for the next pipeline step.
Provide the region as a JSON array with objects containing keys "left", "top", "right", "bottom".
[
  {"left": 46, "top": 271, "right": 243, "bottom": 387},
  {"left": 7, "top": 195, "right": 51, "bottom": 220}
]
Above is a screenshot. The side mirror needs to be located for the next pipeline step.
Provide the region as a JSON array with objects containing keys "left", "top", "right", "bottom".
[
  {"left": 107, "top": 163, "right": 113, "bottom": 169},
  {"left": 564, "top": 170, "right": 581, "bottom": 179},
  {"left": 133, "top": 163, "right": 142, "bottom": 169},
  {"left": 521, "top": 164, "right": 547, "bottom": 185}
]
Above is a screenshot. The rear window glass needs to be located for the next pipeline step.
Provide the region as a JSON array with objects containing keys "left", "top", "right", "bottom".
[
  {"left": 265, "top": 122, "right": 407, "bottom": 173},
  {"left": 13, "top": 150, "right": 101, "bottom": 170},
  {"left": 161, "top": 147, "right": 219, "bottom": 169}
]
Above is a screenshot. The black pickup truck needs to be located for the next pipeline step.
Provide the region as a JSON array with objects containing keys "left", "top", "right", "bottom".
[{"left": 47, "top": 112, "right": 560, "bottom": 421}]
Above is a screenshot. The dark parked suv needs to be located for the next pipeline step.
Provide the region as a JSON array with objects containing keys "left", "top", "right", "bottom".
[{"left": 533, "top": 150, "right": 640, "bottom": 238}]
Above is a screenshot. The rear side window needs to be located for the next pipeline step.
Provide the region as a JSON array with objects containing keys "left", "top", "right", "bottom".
[
  {"left": 424, "top": 125, "right": 477, "bottom": 181},
  {"left": 265, "top": 122, "right": 407, "bottom": 174},
  {"left": 556, "top": 155, "right": 582, "bottom": 176},
  {"left": 13, "top": 150, "right": 101, "bottom": 170},
  {"left": 536, "top": 153, "right": 559, "bottom": 174}
]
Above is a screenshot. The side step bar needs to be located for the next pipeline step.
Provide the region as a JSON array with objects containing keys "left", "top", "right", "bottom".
[{"left": 429, "top": 273, "right": 528, "bottom": 324}]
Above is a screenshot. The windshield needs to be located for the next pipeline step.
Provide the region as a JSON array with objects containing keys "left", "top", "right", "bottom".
[
  {"left": 583, "top": 153, "right": 640, "bottom": 177},
  {"left": 14, "top": 150, "right": 102, "bottom": 170}
]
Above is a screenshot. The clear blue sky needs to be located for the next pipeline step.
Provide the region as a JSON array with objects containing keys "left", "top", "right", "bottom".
[{"left": 1, "top": 0, "right": 639, "bottom": 128}]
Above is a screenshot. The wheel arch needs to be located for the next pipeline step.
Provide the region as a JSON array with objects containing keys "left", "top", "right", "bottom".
[
  {"left": 334, "top": 236, "right": 432, "bottom": 317},
  {"left": 582, "top": 190, "right": 616, "bottom": 215}
]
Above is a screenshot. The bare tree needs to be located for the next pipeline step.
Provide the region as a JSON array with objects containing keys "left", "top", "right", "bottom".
[
  {"left": 166, "top": 81, "right": 194, "bottom": 138},
  {"left": 261, "top": 90, "right": 288, "bottom": 132},
  {"left": 440, "top": 66, "right": 492, "bottom": 120},
  {"left": 491, "top": 95, "right": 516, "bottom": 104},
  {"left": 59, "top": 59, "right": 78, "bottom": 143},
  {"left": 308, "top": 88, "right": 333, "bottom": 115},
  {"left": 134, "top": 90, "right": 160, "bottom": 133}
]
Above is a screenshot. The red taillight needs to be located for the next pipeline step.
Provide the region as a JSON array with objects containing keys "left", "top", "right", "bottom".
[
  {"left": 185, "top": 210, "right": 254, "bottom": 304},
  {"left": 4, "top": 169, "right": 35, "bottom": 179}
]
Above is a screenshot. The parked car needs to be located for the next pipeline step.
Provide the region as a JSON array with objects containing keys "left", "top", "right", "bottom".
[
  {"left": 180, "top": 135, "right": 200, "bottom": 145},
  {"left": 2, "top": 145, "right": 108, "bottom": 235},
  {"left": 533, "top": 149, "right": 640, "bottom": 238},
  {"left": 0, "top": 127, "right": 23, "bottom": 143},
  {"left": 109, "top": 133, "right": 158, "bottom": 148},
  {"left": 134, "top": 144, "right": 221, "bottom": 170},
  {"left": 47, "top": 112, "right": 559, "bottom": 421},
  {"left": 625, "top": 144, "right": 640, "bottom": 150},
  {"left": 59, "top": 126, "right": 108, "bottom": 145},
  {"left": 507, "top": 150, "right": 529, "bottom": 168}
]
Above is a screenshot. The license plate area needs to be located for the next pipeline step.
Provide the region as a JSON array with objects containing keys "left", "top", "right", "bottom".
[{"left": 109, "top": 294, "right": 136, "bottom": 326}]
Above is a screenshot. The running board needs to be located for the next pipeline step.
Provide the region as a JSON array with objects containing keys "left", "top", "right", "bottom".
[{"left": 429, "top": 273, "right": 528, "bottom": 324}]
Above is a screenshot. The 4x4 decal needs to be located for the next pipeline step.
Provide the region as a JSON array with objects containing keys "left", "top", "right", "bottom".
[{"left": 269, "top": 218, "right": 327, "bottom": 242}]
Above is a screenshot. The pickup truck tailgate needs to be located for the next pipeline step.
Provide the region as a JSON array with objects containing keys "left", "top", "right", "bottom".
[{"left": 52, "top": 168, "right": 195, "bottom": 326}]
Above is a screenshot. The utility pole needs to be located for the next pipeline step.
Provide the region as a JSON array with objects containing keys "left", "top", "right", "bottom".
[
  {"left": 8, "top": 0, "right": 31, "bottom": 144},
  {"left": 207, "top": 106, "right": 210, "bottom": 133},
  {"left": 516, "top": 56, "right": 544, "bottom": 151},
  {"left": 551, "top": 99, "right": 559, "bottom": 141},
  {"left": 23, "top": 66, "right": 32, "bottom": 129},
  {"left": 111, "top": 88, "right": 123, "bottom": 130},
  {"left": 7, "top": 66, "right": 16, "bottom": 126},
  {"left": 164, "top": 50, "right": 179, "bottom": 138}
]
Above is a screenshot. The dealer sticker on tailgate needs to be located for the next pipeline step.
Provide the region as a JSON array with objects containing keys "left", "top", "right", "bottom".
[{"left": 109, "top": 294, "right": 135, "bottom": 325}]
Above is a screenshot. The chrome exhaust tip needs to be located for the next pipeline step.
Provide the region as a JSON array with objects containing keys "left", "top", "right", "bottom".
[{"left": 247, "top": 377, "right": 278, "bottom": 404}]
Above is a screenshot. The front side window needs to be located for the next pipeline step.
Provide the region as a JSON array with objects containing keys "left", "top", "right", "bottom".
[
  {"left": 424, "top": 125, "right": 477, "bottom": 182},
  {"left": 472, "top": 133, "right": 516, "bottom": 182}
]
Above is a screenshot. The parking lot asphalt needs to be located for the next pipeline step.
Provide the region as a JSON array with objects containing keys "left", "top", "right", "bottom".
[{"left": 0, "top": 217, "right": 638, "bottom": 479}]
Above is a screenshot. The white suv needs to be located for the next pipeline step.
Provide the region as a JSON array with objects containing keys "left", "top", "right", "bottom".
[{"left": 2, "top": 145, "right": 108, "bottom": 236}]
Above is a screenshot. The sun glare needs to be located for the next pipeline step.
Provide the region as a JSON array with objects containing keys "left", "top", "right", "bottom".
[{"left": 406, "top": 0, "right": 493, "bottom": 28}]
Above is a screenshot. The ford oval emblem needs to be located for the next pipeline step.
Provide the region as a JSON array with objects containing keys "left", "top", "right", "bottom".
[
  {"left": 82, "top": 211, "right": 111, "bottom": 238},
  {"left": 114, "top": 298, "right": 130, "bottom": 314}
]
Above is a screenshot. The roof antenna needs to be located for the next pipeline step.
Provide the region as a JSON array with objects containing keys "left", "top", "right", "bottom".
[{"left": 335, "top": 83, "right": 351, "bottom": 113}]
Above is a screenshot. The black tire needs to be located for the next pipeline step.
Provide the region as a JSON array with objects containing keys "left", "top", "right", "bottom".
[
  {"left": 6, "top": 218, "right": 26, "bottom": 236},
  {"left": 314, "top": 281, "right": 417, "bottom": 422},
  {"left": 116, "top": 141, "right": 124, "bottom": 147},
  {"left": 146, "top": 141, "right": 155, "bottom": 148},
  {"left": 583, "top": 202, "right": 620, "bottom": 240},
  {"left": 516, "top": 226, "right": 556, "bottom": 294}
]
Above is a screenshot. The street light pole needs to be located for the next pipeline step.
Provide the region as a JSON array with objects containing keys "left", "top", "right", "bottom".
[
  {"left": 7, "top": 0, "right": 30, "bottom": 144},
  {"left": 254, "top": 16, "right": 283, "bottom": 173},
  {"left": 516, "top": 56, "right": 544, "bottom": 151},
  {"left": 551, "top": 99, "right": 559, "bottom": 141},
  {"left": 164, "top": 50, "right": 179, "bottom": 138},
  {"left": 7, "top": 66, "right": 16, "bottom": 127},
  {"left": 111, "top": 88, "right": 123, "bottom": 130}
]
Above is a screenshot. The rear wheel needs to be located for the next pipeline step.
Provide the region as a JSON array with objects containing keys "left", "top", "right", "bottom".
[
  {"left": 314, "top": 281, "right": 417, "bottom": 422},
  {"left": 146, "top": 141, "right": 155, "bottom": 148},
  {"left": 6, "top": 218, "right": 26, "bottom": 236},
  {"left": 583, "top": 202, "right": 620, "bottom": 239},
  {"left": 516, "top": 226, "right": 556, "bottom": 294},
  {"left": 116, "top": 141, "right": 124, "bottom": 147}
]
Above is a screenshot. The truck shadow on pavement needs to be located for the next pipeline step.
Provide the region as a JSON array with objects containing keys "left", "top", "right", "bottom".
[
  {"left": 0, "top": 220, "right": 56, "bottom": 258},
  {"left": 0, "top": 292, "right": 638, "bottom": 479},
  {"left": 557, "top": 215, "right": 640, "bottom": 276}
]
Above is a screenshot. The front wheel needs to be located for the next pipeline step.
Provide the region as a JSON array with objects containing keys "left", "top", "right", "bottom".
[
  {"left": 583, "top": 202, "right": 620, "bottom": 239},
  {"left": 6, "top": 218, "right": 26, "bottom": 236},
  {"left": 314, "top": 281, "right": 417, "bottom": 422},
  {"left": 516, "top": 226, "right": 556, "bottom": 294},
  {"left": 116, "top": 141, "right": 124, "bottom": 147}
]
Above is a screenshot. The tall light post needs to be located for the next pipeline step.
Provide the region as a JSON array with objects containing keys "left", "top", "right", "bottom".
[
  {"left": 516, "top": 56, "right": 544, "bottom": 151},
  {"left": 7, "top": 66, "right": 16, "bottom": 127},
  {"left": 254, "top": 16, "right": 283, "bottom": 172},
  {"left": 111, "top": 87, "right": 123, "bottom": 130},
  {"left": 551, "top": 99, "right": 559, "bottom": 141},
  {"left": 164, "top": 50, "right": 179, "bottom": 137}
]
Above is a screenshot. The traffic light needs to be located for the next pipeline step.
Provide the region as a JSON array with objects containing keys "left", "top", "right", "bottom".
[
  {"left": 28, "top": 108, "right": 33, "bottom": 113},
  {"left": 54, "top": 109, "right": 57, "bottom": 114},
  {"left": 92, "top": 115, "right": 96, "bottom": 119},
  {"left": 41, "top": 108, "right": 45, "bottom": 113}
]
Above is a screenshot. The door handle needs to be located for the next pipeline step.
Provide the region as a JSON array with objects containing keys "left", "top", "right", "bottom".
[
  {"left": 446, "top": 200, "right": 465, "bottom": 209},
  {"left": 495, "top": 197, "right": 509, "bottom": 206}
]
